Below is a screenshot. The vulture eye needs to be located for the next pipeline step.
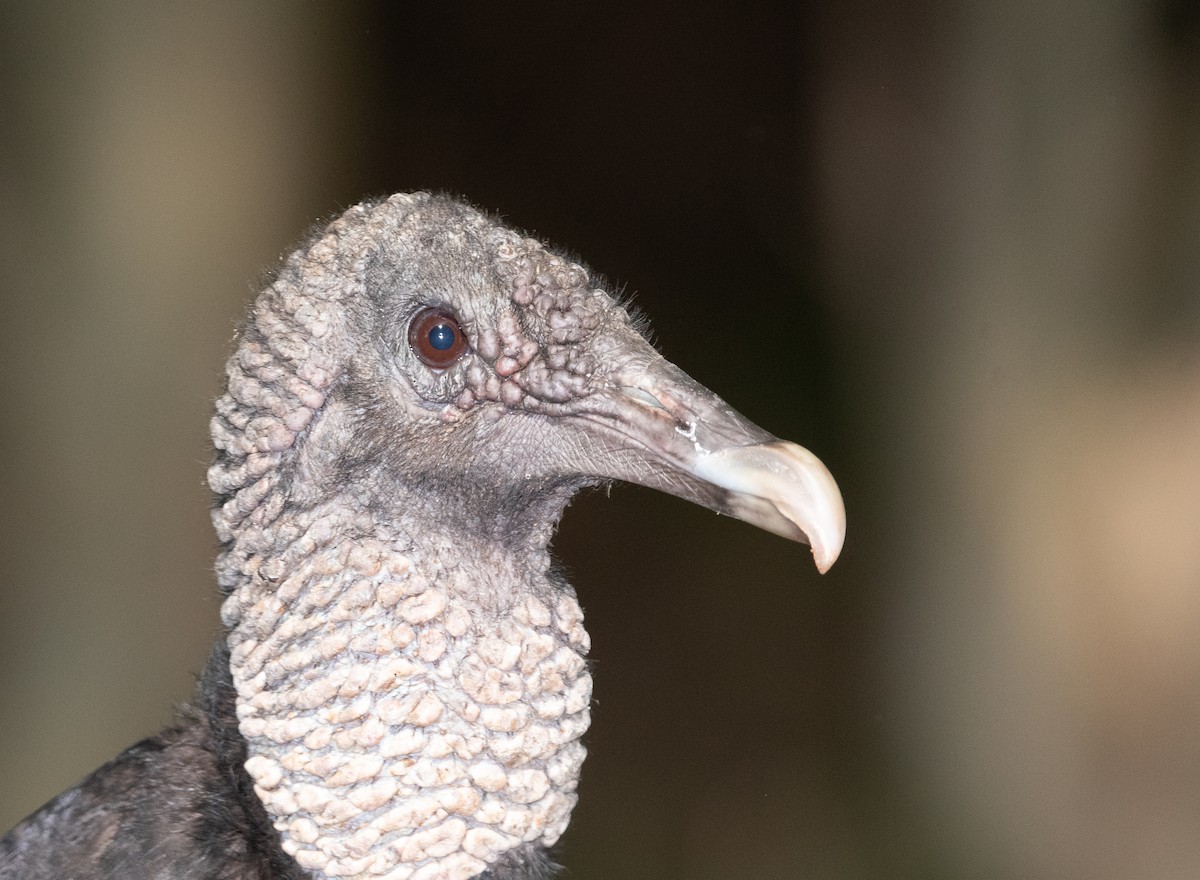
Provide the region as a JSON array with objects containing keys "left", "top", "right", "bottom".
[{"left": 409, "top": 308, "right": 469, "bottom": 369}]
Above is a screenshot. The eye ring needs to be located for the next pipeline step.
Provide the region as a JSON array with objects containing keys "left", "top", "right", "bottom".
[{"left": 408, "top": 308, "right": 469, "bottom": 370}]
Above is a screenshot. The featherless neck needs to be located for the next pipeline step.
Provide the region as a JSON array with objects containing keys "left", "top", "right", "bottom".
[
  {"left": 189, "top": 191, "right": 845, "bottom": 880},
  {"left": 218, "top": 493, "right": 593, "bottom": 879}
]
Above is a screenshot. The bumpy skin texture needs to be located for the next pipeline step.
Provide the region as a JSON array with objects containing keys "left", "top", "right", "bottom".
[
  {"left": 3, "top": 193, "right": 655, "bottom": 880},
  {"left": 1, "top": 188, "right": 855, "bottom": 879},
  {"left": 0, "top": 646, "right": 558, "bottom": 880},
  {"left": 210, "top": 194, "right": 634, "bottom": 879}
]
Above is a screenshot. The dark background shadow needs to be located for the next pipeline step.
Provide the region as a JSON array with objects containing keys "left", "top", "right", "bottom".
[{"left": 2, "top": 3, "right": 1198, "bottom": 878}]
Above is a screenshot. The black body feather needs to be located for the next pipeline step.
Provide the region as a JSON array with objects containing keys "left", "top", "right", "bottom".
[{"left": 0, "top": 644, "right": 560, "bottom": 880}]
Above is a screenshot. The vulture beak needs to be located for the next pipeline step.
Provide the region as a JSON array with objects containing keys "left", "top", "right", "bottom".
[{"left": 578, "top": 356, "right": 846, "bottom": 573}]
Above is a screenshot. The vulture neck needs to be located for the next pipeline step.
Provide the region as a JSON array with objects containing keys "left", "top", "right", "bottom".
[{"left": 216, "top": 478, "right": 594, "bottom": 879}]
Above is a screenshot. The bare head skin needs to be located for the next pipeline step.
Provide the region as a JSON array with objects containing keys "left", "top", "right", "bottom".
[
  {"left": 207, "top": 193, "right": 844, "bottom": 879},
  {"left": 1, "top": 192, "right": 843, "bottom": 880}
]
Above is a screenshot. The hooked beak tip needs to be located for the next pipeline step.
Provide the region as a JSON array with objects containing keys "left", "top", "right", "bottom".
[
  {"left": 693, "top": 440, "right": 846, "bottom": 573},
  {"left": 812, "top": 536, "right": 842, "bottom": 575}
]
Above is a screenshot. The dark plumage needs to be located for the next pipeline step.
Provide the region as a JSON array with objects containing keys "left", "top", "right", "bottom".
[{"left": 1, "top": 193, "right": 844, "bottom": 880}]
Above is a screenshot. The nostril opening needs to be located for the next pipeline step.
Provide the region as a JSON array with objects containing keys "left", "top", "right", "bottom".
[{"left": 619, "top": 386, "right": 667, "bottom": 410}]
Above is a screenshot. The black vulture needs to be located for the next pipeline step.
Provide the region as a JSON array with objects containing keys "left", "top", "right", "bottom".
[{"left": 0, "top": 193, "right": 845, "bottom": 880}]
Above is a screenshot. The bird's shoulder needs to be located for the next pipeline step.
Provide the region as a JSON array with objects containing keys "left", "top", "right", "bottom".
[{"left": 0, "top": 691, "right": 304, "bottom": 880}]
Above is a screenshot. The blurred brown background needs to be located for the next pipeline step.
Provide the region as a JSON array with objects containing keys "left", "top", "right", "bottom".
[{"left": 2, "top": 3, "right": 1198, "bottom": 878}]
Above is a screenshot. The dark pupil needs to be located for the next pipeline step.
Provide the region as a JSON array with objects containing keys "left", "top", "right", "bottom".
[{"left": 428, "top": 323, "right": 456, "bottom": 351}]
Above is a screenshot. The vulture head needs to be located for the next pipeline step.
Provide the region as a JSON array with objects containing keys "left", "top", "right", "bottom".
[{"left": 208, "top": 192, "right": 844, "bottom": 879}]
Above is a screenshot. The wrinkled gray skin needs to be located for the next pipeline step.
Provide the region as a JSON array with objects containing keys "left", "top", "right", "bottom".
[{"left": 0, "top": 194, "right": 843, "bottom": 880}]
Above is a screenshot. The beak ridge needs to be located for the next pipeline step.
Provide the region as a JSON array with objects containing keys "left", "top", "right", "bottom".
[{"left": 575, "top": 353, "right": 846, "bottom": 573}]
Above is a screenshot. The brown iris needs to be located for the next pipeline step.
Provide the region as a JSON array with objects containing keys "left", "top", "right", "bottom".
[{"left": 408, "top": 308, "right": 468, "bottom": 369}]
